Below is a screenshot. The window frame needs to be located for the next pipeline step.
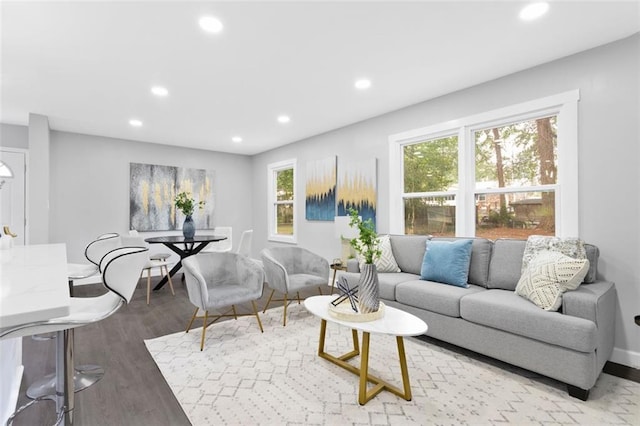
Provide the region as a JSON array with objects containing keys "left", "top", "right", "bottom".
[
  {"left": 267, "top": 158, "right": 297, "bottom": 243},
  {"left": 389, "top": 90, "right": 579, "bottom": 237}
]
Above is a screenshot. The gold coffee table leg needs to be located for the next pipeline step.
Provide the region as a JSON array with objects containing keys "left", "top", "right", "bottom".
[
  {"left": 316, "top": 322, "right": 413, "bottom": 405},
  {"left": 397, "top": 336, "right": 412, "bottom": 401}
]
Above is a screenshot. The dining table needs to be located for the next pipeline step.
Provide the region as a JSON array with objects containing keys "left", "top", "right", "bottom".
[{"left": 144, "top": 235, "right": 227, "bottom": 291}]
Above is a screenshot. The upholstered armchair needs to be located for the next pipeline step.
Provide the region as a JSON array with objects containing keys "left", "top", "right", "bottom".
[
  {"left": 182, "top": 252, "right": 264, "bottom": 351},
  {"left": 260, "top": 247, "right": 330, "bottom": 326}
]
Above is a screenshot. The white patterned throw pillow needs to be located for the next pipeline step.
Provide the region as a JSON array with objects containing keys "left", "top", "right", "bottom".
[
  {"left": 521, "top": 235, "right": 587, "bottom": 274},
  {"left": 516, "top": 251, "right": 590, "bottom": 311},
  {"left": 357, "top": 234, "right": 401, "bottom": 273}
]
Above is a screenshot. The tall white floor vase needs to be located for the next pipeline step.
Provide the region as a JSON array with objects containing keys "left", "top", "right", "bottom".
[{"left": 358, "top": 263, "right": 380, "bottom": 313}]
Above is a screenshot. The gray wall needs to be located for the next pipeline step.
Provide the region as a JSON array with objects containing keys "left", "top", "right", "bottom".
[
  {"left": 251, "top": 34, "right": 640, "bottom": 367},
  {"left": 0, "top": 123, "right": 28, "bottom": 149},
  {"left": 28, "top": 114, "right": 51, "bottom": 244},
  {"left": 49, "top": 131, "right": 254, "bottom": 264}
]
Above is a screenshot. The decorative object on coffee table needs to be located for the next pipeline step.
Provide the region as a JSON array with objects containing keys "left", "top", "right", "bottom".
[
  {"left": 174, "top": 191, "right": 205, "bottom": 239},
  {"left": 348, "top": 208, "right": 381, "bottom": 313}
]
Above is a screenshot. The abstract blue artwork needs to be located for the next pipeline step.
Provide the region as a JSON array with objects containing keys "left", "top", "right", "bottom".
[{"left": 305, "top": 156, "right": 336, "bottom": 221}]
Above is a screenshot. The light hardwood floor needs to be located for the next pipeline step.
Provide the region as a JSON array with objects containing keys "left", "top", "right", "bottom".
[{"left": 13, "top": 275, "right": 319, "bottom": 426}]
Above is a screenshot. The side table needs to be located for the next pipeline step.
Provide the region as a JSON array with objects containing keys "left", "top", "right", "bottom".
[{"left": 329, "top": 263, "right": 348, "bottom": 294}]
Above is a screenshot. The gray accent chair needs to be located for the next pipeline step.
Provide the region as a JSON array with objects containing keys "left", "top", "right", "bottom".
[
  {"left": 261, "top": 247, "right": 330, "bottom": 326},
  {"left": 182, "top": 252, "right": 265, "bottom": 351}
]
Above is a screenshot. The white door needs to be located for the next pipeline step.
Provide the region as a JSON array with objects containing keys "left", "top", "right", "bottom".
[{"left": 0, "top": 150, "right": 26, "bottom": 246}]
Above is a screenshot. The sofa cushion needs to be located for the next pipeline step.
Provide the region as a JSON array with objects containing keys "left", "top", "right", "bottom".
[
  {"left": 431, "top": 237, "right": 493, "bottom": 287},
  {"left": 487, "top": 239, "right": 526, "bottom": 290},
  {"left": 396, "top": 280, "right": 485, "bottom": 317},
  {"left": 515, "top": 251, "right": 590, "bottom": 311},
  {"left": 421, "top": 239, "right": 473, "bottom": 288},
  {"left": 356, "top": 234, "right": 400, "bottom": 273},
  {"left": 389, "top": 235, "right": 431, "bottom": 275},
  {"left": 460, "top": 289, "right": 597, "bottom": 353}
]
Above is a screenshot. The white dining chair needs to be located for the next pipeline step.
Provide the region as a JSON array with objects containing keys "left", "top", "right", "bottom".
[
  {"left": 236, "top": 229, "right": 253, "bottom": 257},
  {"left": 124, "top": 232, "right": 175, "bottom": 304},
  {"left": 202, "top": 226, "right": 233, "bottom": 252}
]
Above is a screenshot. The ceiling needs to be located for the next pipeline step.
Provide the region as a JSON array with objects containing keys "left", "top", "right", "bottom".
[{"left": 1, "top": 1, "right": 639, "bottom": 156}]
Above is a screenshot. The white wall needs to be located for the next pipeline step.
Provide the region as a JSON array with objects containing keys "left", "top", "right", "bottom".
[
  {"left": 49, "top": 131, "right": 254, "bottom": 263},
  {"left": 251, "top": 34, "right": 640, "bottom": 367}
]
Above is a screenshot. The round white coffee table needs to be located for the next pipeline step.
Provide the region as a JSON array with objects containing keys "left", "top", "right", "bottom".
[{"left": 304, "top": 295, "right": 428, "bottom": 405}]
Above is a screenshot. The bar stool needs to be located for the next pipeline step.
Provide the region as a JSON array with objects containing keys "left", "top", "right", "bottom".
[
  {"left": 1, "top": 246, "right": 148, "bottom": 426},
  {"left": 27, "top": 233, "right": 123, "bottom": 401}
]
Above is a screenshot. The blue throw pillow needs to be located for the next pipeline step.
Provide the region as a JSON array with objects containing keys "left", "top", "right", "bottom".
[{"left": 420, "top": 239, "right": 473, "bottom": 288}]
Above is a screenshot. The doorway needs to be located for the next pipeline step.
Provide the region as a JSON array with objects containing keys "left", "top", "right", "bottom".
[{"left": 0, "top": 149, "right": 27, "bottom": 246}]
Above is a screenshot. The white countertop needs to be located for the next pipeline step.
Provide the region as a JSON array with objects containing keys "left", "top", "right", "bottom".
[
  {"left": 304, "top": 295, "right": 428, "bottom": 337},
  {"left": 0, "top": 244, "right": 70, "bottom": 330}
]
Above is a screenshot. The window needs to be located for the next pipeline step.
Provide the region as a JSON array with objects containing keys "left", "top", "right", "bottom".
[
  {"left": 267, "top": 159, "right": 296, "bottom": 243},
  {"left": 474, "top": 116, "right": 557, "bottom": 239},
  {"left": 390, "top": 90, "right": 579, "bottom": 238},
  {"left": 403, "top": 135, "right": 458, "bottom": 236}
]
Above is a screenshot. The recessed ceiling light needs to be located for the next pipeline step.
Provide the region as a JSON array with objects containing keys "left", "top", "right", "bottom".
[
  {"left": 519, "top": 2, "right": 549, "bottom": 21},
  {"left": 277, "top": 115, "right": 291, "bottom": 124},
  {"left": 232, "top": 136, "right": 242, "bottom": 143},
  {"left": 199, "top": 16, "right": 223, "bottom": 33},
  {"left": 355, "top": 79, "right": 372, "bottom": 90},
  {"left": 151, "top": 86, "right": 169, "bottom": 97},
  {"left": 129, "top": 119, "right": 143, "bottom": 127}
]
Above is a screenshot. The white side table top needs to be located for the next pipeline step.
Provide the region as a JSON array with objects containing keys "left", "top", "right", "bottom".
[
  {"left": 304, "top": 295, "right": 428, "bottom": 337},
  {"left": 0, "top": 243, "right": 70, "bottom": 330}
]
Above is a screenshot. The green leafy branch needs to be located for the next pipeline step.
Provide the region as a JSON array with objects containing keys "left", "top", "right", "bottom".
[
  {"left": 347, "top": 208, "right": 381, "bottom": 264},
  {"left": 174, "top": 191, "right": 205, "bottom": 216}
]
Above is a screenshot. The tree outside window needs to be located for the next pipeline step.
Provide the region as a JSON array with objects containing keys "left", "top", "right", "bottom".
[
  {"left": 474, "top": 116, "right": 557, "bottom": 239},
  {"left": 276, "top": 168, "right": 294, "bottom": 235}
]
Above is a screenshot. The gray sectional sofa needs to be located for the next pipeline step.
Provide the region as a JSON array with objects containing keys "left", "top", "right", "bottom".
[{"left": 344, "top": 235, "right": 616, "bottom": 400}]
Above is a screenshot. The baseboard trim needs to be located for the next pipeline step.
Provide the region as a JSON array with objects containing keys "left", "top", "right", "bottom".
[
  {"left": 603, "top": 361, "right": 640, "bottom": 384},
  {"left": 610, "top": 347, "right": 640, "bottom": 369}
]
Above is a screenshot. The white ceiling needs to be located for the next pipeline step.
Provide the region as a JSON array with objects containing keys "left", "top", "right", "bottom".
[{"left": 1, "top": 1, "right": 639, "bottom": 155}]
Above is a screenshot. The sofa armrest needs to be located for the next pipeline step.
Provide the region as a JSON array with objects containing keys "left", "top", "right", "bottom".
[
  {"left": 346, "top": 258, "right": 360, "bottom": 273},
  {"left": 562, "top": 280, "right": 616, "bottom": 369}
]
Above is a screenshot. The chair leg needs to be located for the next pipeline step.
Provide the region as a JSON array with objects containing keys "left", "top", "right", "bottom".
[
  {"left": 146, "top": 268, "right": 152, "bottom": 305},
  {"left": 164, "top": 265, "right": 175, "bottom": 296},
  {"left": 283, "top": 293, "right": 288, "bottom": 327},
  {"left": 263, "top": 289, "right": 275, "bottom": 313},
  {"left": 318, "top": 286, "right": 323, "bottom": 295},
  {"left": 296, "top": 292, "right": 301, "bottom": 304},
  {"left": 251, "top": 301, "right": 264, "bottom": 333},
  {"left": 200, "top": 311, "right": 209, "bottom": 351},
  {"left": 231, "top": 305, "right": 238, "bottom": 320},
  {"left": 185, "top": 307, "right": 199, "bottom": 333}
]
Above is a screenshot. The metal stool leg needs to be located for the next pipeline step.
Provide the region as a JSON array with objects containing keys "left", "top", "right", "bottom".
[{"left": 27, "top": 281, "right": 105, "bottom": 401}]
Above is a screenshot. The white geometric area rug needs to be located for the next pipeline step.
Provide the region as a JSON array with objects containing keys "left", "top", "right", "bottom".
[{"left": 145, "top": 305, "right": 639, "bottom": 426}]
